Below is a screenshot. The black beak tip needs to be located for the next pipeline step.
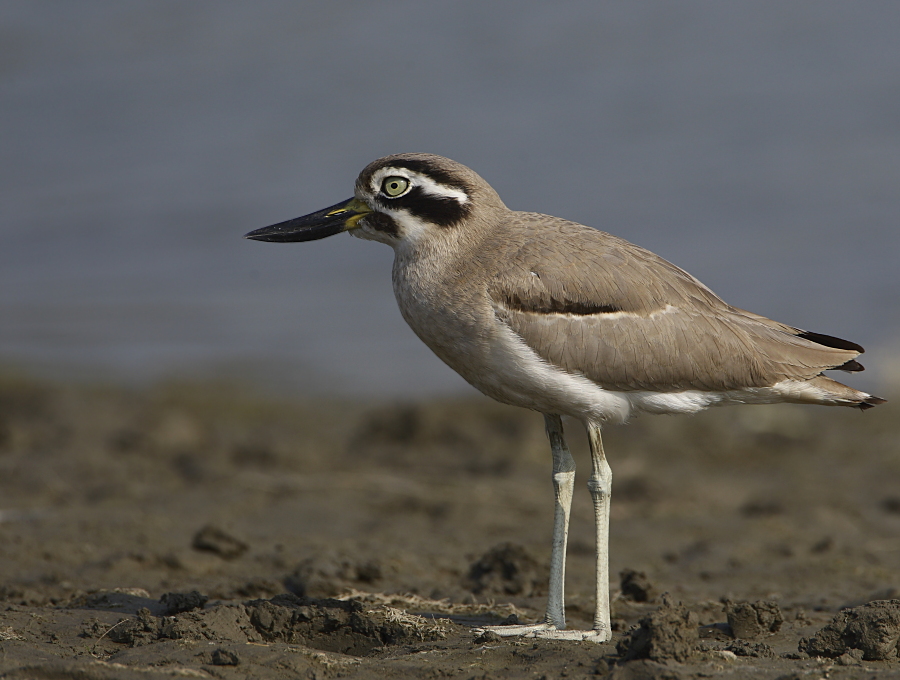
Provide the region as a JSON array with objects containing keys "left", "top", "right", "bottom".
[
  {"left": 243, "top": 225, "right": 301, "bottom": 243},
  {"left": 245, "top": 199, "right": 358, "bottom": 243}
]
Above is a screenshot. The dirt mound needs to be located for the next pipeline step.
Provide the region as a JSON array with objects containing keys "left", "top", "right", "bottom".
[
  {"left": 723, "top": 639, "right": 776, "bottom": 658},
  {"left": 465, "top": 542, "right": 548, "bottom": 597},
  {"left": 801, "top": 599, "right": 900, "bottom": 661},
  {"left": 158, "top": 590, "right": 208, "bottom": 615},
  {"left": 620, "top": 568, "right": 657, "bottom": 603},
  {"left": 724, "top": 600, "right": 784, "bottom": 639},
  {"left": 617, "top": 595, "right": 700, "bottom": 662},
  {"left": 191, "top": 525, "right": 249, "bottom": 560},
  {"left": 284, "top": 552, "right": 385, "bottom": 598},
  {"left": 246, "top": 594, "right": 449, "bottom": 655},
  {"left": 84, "top": 594, "right": 453, "bottom": 657}
]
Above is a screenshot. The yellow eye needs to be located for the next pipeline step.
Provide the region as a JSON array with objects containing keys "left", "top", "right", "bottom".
[{"left": 381, "top": 176, "right": 409, "bottom": 197}]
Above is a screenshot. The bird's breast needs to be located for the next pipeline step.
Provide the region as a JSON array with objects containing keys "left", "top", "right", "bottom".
[
  {"left": 391, "top": 250, "right": 490, "bottom": 366},
  {"left": 389, "top": 248, "right": 621, "bottom": 419}
]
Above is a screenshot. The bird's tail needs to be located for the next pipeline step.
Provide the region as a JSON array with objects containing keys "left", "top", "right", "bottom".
[{"left": 785, "top": 375, "right": 887, "bottom": 410}]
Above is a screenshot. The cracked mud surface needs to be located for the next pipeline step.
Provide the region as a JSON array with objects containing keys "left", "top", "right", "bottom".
[{"left": 0, "top": 373, "right": 898, "bottom": 678}]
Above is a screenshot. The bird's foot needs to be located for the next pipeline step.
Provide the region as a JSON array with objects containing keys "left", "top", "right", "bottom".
[{"left": 474, "top": 622, "right": 611, "bottom": 643}]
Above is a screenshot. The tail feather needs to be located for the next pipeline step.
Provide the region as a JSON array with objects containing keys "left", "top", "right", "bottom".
[
  {"left": 782, "top": 331, "right": 884, "bottom": 410},
  {"left": 834, "top": 359, "right": 865, "bottom": 372},
  {"left": 857, "top": 395, "right": 887, "bottom": 411},
  {"left": 785, "top": 375, "right": 887, "bottom": 410}
]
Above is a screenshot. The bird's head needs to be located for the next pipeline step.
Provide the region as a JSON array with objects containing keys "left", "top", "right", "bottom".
[{"left": 244, "top": 153, "right": 505, "bottom": 248}]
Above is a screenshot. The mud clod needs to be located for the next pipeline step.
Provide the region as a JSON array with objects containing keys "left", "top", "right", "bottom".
[
  {"left": 159, "top": 590, "right": 208, "bottom": 615},
  {"left": 93, "top": 594, "right": 451, "bottom": 657},
  {"left": 801, "top": 599, "right": 900, "bottom": 660},
  {"left": 836, "top": 648, "right": 865, "bottom": 665},
  {"left": 107, "top": 608, "right": 159, "bottom": 646},
  {"left": 724, "top": 639, "right": 776, "bottom": 658},
  {"left": 465, "top": 542, "right": 547, "bottom": 597},
  {"left": 620, "top": 569, "right": 657, "bottom": 602},
  {"left": 617, "top": 594, "right": 699, "bottom": 662},
  {"left": 725, "top": 600, "right": 783, "bottom": 638},
  {"left": 473, "top": 629, "right": 501, "bottom": 643},
  {"left": 192, "top": 525, "right": 248, "bottom": 559},
  {"left": 284, "top": 553, "right": 384, "bottom": 597},
  {"left": 246, "top": 594, "right": 447, "bottom": 655},
  {"left": 160, "top": 603, "right": 257, "bottom": 642},
  {"left": 210, "top": 648, "right": 240, "bottom": 665}
]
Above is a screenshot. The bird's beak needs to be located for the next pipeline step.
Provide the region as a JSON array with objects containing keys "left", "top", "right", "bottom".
[{"left": 244, "top": 198, "right": 372, "bottom": 243}]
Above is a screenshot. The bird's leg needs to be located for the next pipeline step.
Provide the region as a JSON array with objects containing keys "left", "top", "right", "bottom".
[
  {"left": 586, "top": 422, "right": 613, "bottom": 641},
  {"left": 474, "top": 415, "right": 607, "bottom": 642},
  {"left": 542, "top": 413, "right": 576, "bottom": 629}
]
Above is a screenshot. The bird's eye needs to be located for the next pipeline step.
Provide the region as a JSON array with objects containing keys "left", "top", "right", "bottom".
[{"left": 381, "top": 176, "right": 409, "bottom": 197}]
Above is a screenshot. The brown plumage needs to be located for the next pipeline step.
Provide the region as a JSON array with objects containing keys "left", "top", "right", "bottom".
[
  {"left": 482, "top": 213, "right": 876, "bottom": 402},
  {"left": 245, "top": 152, "right": 885, "bottom": 643}
]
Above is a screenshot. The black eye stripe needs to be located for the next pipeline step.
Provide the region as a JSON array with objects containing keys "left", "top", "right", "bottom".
[
  {"left": 363, "top": 212, "right": 399, "bottom": 237},
  {"left": 377, "top": 186, "right": 471, "bottom": 227}
]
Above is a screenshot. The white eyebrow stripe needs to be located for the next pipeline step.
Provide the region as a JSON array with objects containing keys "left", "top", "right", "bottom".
[{"left": 371, "top": 167, "right": 469, "bottom": 204}]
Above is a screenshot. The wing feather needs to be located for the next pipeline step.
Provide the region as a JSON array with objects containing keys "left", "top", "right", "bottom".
[{"left": 485, "top": 214, "right": 860, "bottom": 392}]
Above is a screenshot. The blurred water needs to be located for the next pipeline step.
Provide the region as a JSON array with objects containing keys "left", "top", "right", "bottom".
[{"left": 2, "top": 1, "right": 898, "bottom": 396}]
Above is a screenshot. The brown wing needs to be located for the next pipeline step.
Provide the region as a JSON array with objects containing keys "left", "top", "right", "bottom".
[{"left": 485, "top": 213, "right": 861, "bottom": 392}]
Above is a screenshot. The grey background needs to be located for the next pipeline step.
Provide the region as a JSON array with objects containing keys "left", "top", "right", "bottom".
[{"left": 2, "top": 1, "right": 898, "bottom": 396}]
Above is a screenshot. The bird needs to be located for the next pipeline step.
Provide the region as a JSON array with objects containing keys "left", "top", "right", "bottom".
[{"left": 245, "top": 153, "right": 885, "bottom": 642}]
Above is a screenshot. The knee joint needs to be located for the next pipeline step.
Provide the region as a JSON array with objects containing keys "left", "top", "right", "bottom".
[
  {"left": 553, "top": 471, "right": 575, "bottom": 486},
  {"left": 587, "top": 479, "right": 609, "bottom": 496}
]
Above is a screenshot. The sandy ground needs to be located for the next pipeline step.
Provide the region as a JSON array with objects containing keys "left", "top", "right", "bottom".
[{"left": 1, "top": 370, "right": 899, "bottom": 679}]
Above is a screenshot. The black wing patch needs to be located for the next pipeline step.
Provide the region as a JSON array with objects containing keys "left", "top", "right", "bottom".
[{"left": 501, "top": 293, "right": 623, "bottom": 316}]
